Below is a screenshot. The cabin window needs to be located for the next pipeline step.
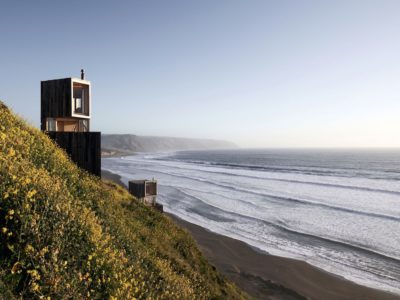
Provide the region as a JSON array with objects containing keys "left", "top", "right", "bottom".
[
  {"left": 46, "top": 118, "right": 56, "bottom": 131},
  {"left": 75, "top": 97, "right": 82, "bottom": 112},
  {"left": 145, "top": 182, "right": 157, "bottom": 195},
  {"left": 79, "top": 119, "right": 89, "bottom": 132},
  {"left": 73, "top": 84, "right": 89, "bottom": 115},
  {"left": 73, "top": 87, "right": 84, "bottom": 114}
]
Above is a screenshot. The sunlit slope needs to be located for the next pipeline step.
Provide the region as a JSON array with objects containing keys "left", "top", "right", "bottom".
[{"left": 0, "top": 102, "right": 245, "bottom": 299}]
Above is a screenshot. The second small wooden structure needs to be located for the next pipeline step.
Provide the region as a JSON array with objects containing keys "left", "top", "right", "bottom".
[{"left": 129, "top": 179, "right": 163, "bottom": 212}]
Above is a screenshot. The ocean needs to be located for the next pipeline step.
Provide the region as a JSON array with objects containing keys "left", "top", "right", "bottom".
[{"left": 102, "top": 149, "right": 400, "bottom": 295}]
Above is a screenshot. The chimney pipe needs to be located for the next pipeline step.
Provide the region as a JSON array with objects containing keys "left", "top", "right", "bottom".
[{"left": 81, "top": 69, "right": 85, "bottom": 80}]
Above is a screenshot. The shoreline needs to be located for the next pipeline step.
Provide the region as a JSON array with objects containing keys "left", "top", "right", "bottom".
[
  {"left": 101, "top": 169, "right": 400, "bottom": 300},
  {"left": 169, "top": 214, "right": 399, "bottom": 300}
]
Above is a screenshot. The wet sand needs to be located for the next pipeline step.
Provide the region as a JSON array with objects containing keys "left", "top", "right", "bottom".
[
  {"left": 170, "top": 215, "right": 399, "bottom": 300},
  {"left": 102, "top": 169, "right": 400, "bottom": 300}
]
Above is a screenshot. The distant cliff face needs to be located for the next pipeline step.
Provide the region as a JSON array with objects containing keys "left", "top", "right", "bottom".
[{"left": 101, "top": 134, "right": 237, "bottom": 153}]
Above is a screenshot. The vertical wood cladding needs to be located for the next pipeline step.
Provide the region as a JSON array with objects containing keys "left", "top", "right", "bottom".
[
  {"left": 41, "top": 78, "right": 72, "bottom": 130},
  {"left": 129, "top": 181, "right": 157, "bottom": 198},
  {"left": 129, "top": 181, "right": 146, "bottom": 198},
  {"left": 47, "top": 132, "right": 101, "bottom": 176}
]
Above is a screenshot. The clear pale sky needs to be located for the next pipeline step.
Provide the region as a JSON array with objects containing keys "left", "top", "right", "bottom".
[{"left": 1, "top": 0, "right": 399, "bottom": 148}]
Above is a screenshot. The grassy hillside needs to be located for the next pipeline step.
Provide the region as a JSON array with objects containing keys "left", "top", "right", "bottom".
[{"left": 0, "top": 102, "right": 246, "bottom": 299}]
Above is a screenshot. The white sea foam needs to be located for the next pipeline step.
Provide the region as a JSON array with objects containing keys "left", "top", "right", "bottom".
[{"left": 103, "top": 150, "right": 400, "bottom": 295}]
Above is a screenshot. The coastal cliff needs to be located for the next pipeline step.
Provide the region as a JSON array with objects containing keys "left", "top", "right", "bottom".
[
  {"left": 0, "top": 102, "right": 245, "bottom": 299},
  {"left": 102, "top": 134, "right": 237, "bottom": 154}
]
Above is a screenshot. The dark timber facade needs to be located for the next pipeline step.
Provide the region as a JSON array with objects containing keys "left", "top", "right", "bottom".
[
  {"left": 129, "top": 180, "right": 163, "bottom": 212},
  {"left": 41, "top": 72, "right": 101, "bottom": 176}
]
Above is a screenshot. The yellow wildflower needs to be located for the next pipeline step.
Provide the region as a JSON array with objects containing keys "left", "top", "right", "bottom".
[
  {"left": 31, "top": 282, "right": 40, "bottom": 292},
  {"left": 8, "top": 148, "right": 15, "bottom": 157},
  {"left": 2, "top": 227, "right": 7, "bottom": 233},
  {"left": 27, "top": 189, "right": 37, "bottom": 199},
  {"left": 40, "top": 247, "right": 49, "bottom": 256},
  {"left": 25, "top": 244, "right": 34, "bottom": 253},
  {"left": 27, "top": 269, "right": 41, "bottom": 280}
]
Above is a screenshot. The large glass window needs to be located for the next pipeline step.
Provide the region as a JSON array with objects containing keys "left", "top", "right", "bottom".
[
  {"left": 73, "top": 87, "right": 84, "bottom": 114},
  {"left": 73, "top": 84, "right": 89, "bottom": 115}
]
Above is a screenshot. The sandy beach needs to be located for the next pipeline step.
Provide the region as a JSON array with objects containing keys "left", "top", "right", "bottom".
[{"left": 102, "top": 169, "right": 400, "bottom": 300}]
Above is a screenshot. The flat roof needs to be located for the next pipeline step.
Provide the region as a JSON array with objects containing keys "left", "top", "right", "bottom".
[
  {"left": 41, "top": 77, "right": 91, "bottom": 85},
  {"left": 129, "top": 179, "right": 157, "bottom": 184}
]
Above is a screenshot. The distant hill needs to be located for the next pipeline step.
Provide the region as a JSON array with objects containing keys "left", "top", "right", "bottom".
[{"left": 102, "top": 134, "right": 237, "bottom": 154}]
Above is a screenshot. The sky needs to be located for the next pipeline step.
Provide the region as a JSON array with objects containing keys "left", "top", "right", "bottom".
[{"left": 0, "top": 0, "right": 400, "bottom": 148}]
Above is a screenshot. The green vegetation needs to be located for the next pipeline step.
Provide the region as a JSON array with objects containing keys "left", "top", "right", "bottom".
[{"left": 0, "top": 101, "right": 246, "bottom": 299}]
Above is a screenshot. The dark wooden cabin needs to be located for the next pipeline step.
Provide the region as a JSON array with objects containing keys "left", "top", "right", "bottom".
[
  {"left": 129, "top": 180, "right": 163, "bottom": 212},
  {"left": 41, "top": 70, "right": 101, "bottom": 176}
]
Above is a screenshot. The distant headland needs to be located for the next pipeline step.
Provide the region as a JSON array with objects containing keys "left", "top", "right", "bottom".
[{"left": 101, "top": 134, "right": 237, "bottom": 155}]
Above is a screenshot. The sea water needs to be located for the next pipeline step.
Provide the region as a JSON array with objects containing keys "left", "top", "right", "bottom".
[{"left": 103, "top": 149, "right": 400, "bottom": 294}]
